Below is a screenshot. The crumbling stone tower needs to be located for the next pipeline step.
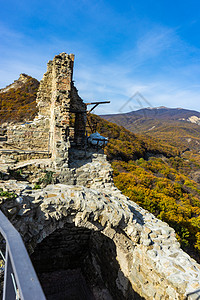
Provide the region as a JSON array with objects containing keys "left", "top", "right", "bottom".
[
  {"left": 7, "top": 53, "right": 87, "bottom": 168},
  {"left": 37, "top": 53, "right": 87, "bottom": 166}
]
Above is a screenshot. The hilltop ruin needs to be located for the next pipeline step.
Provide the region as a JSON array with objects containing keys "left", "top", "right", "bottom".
[
  {"left": 6, "top": 53, "right": 87, "bottom": 167},
  {"left": 0, "top": 53, "right": 200, "bottom": 299},
  {"left": 0, "top": 53, "right": 111, "bottom": 187}
]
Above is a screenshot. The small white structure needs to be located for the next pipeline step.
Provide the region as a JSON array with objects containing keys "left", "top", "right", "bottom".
[{"left": 88, "top": 132, "right": 108, "bottom": 147}]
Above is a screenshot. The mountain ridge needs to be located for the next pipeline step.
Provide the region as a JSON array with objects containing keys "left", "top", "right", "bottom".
[
  {"left": 101, "top": 106, "right": 200, "bottom": 122},
  {"left": 100, "top": 106, "right": 200, "bottom": 155}
]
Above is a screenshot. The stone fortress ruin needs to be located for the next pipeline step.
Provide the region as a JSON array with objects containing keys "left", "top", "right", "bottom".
[
  {"left": 0, "top": 53, "right": 200, "bottom": 299},
  {"left": 7, "top": 53, "right": 87, "bottom": 164},
  {"left": 1, "top": 53, "right": 110, "bottom": 187}
]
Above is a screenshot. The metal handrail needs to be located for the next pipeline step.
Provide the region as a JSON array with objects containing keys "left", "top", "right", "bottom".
[{"left": 0, "top": 210, "right": 46, "bottom": 300}]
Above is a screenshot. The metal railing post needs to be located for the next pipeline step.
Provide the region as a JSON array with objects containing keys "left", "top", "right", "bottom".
[
  {"left": 3, "top": 248, "right": 16, "bottom": 300},
  {"left": 0, "top": 210, "right": 46, "bottom": 300}
]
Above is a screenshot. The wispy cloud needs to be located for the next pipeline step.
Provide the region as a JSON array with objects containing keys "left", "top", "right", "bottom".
[
  {"left": 135, "top": 27, "right": 176, "bottom": 59},
  {"left": 1, "top": 21, "right": 200, "bottom": 114},
  {"left": 73, "top": 25, "right": 200, "bottom": 114}
]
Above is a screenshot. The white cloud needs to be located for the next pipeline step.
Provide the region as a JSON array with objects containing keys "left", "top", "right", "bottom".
[
  {"left": 135, "top": 27, "right": 176, "bottom": 59},
  {"left": 1, "top": 23, "right": 200, "bottom": 115}
]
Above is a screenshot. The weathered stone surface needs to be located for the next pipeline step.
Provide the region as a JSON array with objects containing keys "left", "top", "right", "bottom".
[
  {"left": 7, "top": 115, "right": 50, "bottom": 151},
  {"left": 0, "top": 180, "right": 200, "bottom": 299},
  {"left": 0, "top": 73, "right": 30, "bottom": 94},
  {"left": 6, "top": 53, "right": 87, "bottom": 167}
]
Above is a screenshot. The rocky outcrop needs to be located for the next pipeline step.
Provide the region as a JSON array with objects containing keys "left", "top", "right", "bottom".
[
  {"left": 0, "top": 73, "right": 31, "bottom": 94},
  {"left": 187, "top": 116, "right": 200, "bottom": 125}
]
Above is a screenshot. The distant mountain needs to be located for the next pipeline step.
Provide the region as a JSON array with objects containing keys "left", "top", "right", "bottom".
[
  {"left": 0, "top": 73, "right": 36, "bottom": 93},
  {"left": 101, "top": 107, "right": 200, "bottom": 154},
  {"left": 101, "top": 106, "right": 200, "bottom": 125},
  {"left": 0, "top": 74, "right": 39, "bottom": 124}
]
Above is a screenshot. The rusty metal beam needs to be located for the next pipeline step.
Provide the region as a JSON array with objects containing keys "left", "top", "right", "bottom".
[
  {"left": 86, "top": 101, "right": 110, "bottom": 113},
  {"left": 85, "top": 101, "right": 110, "bottom": 105}
]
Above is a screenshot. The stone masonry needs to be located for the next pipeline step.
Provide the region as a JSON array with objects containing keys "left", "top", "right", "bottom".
[
  {"left": 7, "top": 116, "right": 50, "bottom": 151},
  {"left": 0, "top": 180, "right": 200, "bottom": 299},
  {"left": 6, "top": 53, "right": 87, "bottom": 167},
  {"left": 1, "top": 53, "right": 107, "bottom": 187}
]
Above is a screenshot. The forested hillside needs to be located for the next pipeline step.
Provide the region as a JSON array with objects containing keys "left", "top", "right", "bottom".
[
  {"left": 113, "top": 159, "right": 200, "bottom": 261},
  {"left": 87, "top": 114, "right": 179, "bottom": 160},
  {"left": 101, "top": 107, "right": 200, "bottom": 154},
  {"left": 0, "top": 74, "right": 39, "bottom": 124},
  {"left": 87, "top": 113, "right": 200, "bottom": 262}
]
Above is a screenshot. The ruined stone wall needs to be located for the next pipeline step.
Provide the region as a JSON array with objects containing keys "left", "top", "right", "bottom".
[
  {"left": 36, "top": 53, "right": 87, "bottom": 164},
  {"left": 6, "top": 53, "right": 87, "bottom": 166},
  {"left": 0, "top": 148, "right": 113, "bottom": 188},
  {"left": 37, "top": 53, "right": 75, "bottom": 161},
  {"left": 7, "top": 116, "right": 50, "bottom": 151},
  {"left": 1, "top": 180, "right": 200, "bottom": 300},
  {"left": 57, "top": 150, "right": 113, "bottom": 187}
]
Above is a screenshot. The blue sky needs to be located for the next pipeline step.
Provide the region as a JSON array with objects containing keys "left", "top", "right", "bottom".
[{"left": 1, "top": 0, "right": 200, "bottom": 114}]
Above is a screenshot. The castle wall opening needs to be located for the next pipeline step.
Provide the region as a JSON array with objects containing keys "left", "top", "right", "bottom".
[{"left": 30, "top": 222, "right": 143, "bottom": 300}]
